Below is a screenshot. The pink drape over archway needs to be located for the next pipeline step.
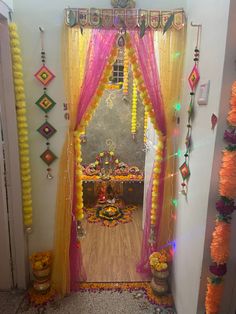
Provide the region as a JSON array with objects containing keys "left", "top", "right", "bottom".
[
  {"left": 70, "top": 29, "right": 117, "bottom": 290},
  {"left": 130, "top": 30, "right": 167, "bottom": 274}
]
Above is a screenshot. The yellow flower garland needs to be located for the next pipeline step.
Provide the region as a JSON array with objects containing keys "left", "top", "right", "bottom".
[
  {"left": 144, "top": 108, "right": 148, "bottom": 144},
  {"left": 75, "top": 46, "right": 118, "bottom": 221},
  {"left": 123, "top": 47, "right": 129, "bottom": 95},
  {"left": 9, "top": 23, "right": 33, "bottom": 229},
  {"left": 131, "top": 79, "right": 137, "bottom": 136},
  {"left": 126, "top": 35, "right": 164, "bottom": 227}
]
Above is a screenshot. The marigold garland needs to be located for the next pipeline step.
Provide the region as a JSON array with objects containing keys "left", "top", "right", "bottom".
[
  {"left": 123, "top": 47, "right": 129, "bottom": 95},
  {"left": 9, "top": 23, "right": 33, "bottom": 229},
  {"left": 205, "top": 281, "right": 224, "bottom": 314},
  {"left": 219, "top": 150, "right": 236, "bottom": 199},
  {"left": 144, "top": 108, "right": 148, "bottom": 144},
  {"left": 227, "top": 82, "right": 236, "bottom": 126},
  {"left": 131, "top": 79, "right": 137, "bottom": 136},
  {"left": 210, "top": 221, "right": 230, "bottom": 264},
  {"left": 205, "top": 82, "right": 236, "bottom": 313},
  {"left": 77, "top": 282, "right": 173, "bottom": 307},
  {"left": 75, "top": 46, "right": 118, "bottom": 221}
]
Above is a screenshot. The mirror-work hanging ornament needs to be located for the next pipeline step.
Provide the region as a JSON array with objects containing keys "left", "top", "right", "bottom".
[
  {"left": 34, "top": 28, "right": 57, "bottom": 179},
  {"left": 180, "top": 24, "right": 201, "bottom": 195}
]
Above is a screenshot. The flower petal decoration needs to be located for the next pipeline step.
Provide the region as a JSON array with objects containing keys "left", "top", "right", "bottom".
[{"left": 34, "top": 65, "right": 55, "bottom": 86}]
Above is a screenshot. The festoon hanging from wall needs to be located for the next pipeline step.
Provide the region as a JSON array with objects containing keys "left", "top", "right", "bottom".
[{"left": 34, "top": 27, "right": 57, "bottom": 179}]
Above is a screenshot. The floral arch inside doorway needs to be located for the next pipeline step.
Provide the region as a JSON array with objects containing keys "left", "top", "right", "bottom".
[{"left": 52, "top": 10, "right": 186, "bottom": 296}]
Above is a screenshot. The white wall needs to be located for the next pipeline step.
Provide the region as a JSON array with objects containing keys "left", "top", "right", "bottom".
[
  {"left": 172, "top": 0, "right": 231, "bottom": 313},
  {"left": 12, "top": 0, "right": 186, "bottom": 255}
]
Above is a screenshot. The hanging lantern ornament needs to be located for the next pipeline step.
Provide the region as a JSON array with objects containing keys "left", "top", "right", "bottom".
[
  {"left": 180, "top": 24, "right": 201, "bottom": 195},
  {"left": 34, "top": 27, "right": 57, "bottom": 179}
]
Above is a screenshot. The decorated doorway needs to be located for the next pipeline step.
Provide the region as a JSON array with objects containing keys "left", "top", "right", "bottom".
[
  {"left": 79, "top": 44, "right": 146, "bottom": 281},
  {"left": 51, "top": 5, "right": 186, "bottom": 296}
]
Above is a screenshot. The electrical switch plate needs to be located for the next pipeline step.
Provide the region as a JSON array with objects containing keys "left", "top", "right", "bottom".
[{"left": 198, "top": 80, "right": 210, "bottom": 105}]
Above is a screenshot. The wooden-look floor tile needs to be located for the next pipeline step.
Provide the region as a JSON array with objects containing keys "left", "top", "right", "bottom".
[{"left": 80, "top": 206, "right": 148, "bottom": 282}]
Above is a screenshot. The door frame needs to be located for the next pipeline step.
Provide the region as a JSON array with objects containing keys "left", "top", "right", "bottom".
[{"left": 0, "top": 9, "right": 28, "bottom": 290}]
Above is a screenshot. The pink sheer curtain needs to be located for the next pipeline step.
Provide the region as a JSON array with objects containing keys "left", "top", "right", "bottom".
[
  {"left": 130, "top": 30, "right": 167, "bottom": 275},
  {"left": 70, "top": 29, "right": 117, "bottom": 291},
  {"left": 76, "top": 29, "right": 117, "bottom": 125}
]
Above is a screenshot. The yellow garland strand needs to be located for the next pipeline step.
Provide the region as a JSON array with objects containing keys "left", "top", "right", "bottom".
[
  {"left": 123, "top": 47, "right": 129, "bottom": 95},
  {"left": 144, "top": 108, "right": 148, "bottom": 144},
  {"left": 126, "top": 35, "right": 164, "bottom": 227},
  {"left": 131, "top": 79, "right": 137, "bottom": 135},
  {"left": 9, "top": 23, "right": 33, "bottom": 229},
  {"left": 74, "top": 46, "right": 118, "bottom": 221}
]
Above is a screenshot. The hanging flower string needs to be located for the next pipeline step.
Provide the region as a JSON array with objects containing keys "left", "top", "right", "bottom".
[
  {"left": 123, "top": 47, "right": 129, "bottom": 96},
  {"left": 9, "top": 23, "right": 33, "bottom": 230},
  {"left": 144, "top": 108, "right": 148, "bottom": 144},
  {"left": 75, "top": 46, "right": 119, "bottom": 221},
  {"left": 131, "top": 79, "right": 137, "bottom": 138},
  {"left": 179, "top": 26, "right": 201, "bottom": 195},
  {"left": 205, "top": 81, "right": 236, "bottom": 314},
  {"left": 126, "top": 34, "right": 164, "bottom": 233}
]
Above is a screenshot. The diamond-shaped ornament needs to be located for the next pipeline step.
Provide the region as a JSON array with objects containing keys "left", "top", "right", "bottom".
[
  {"left": 188, "top": 65, "right": 200, "bottom": 91},
  {"left": 40, "top": 149, "right": 57, "bottom": 166},
  {"left": 34, "top": 65, "right": 55, "bottom": 86},
  {"left": 35, "top": 93, "right": 56, "bottom": 113},
  {"left": 179, "top": 162, "right": 190, "bottom": 180},
  {"left": 37, "top": 121, "right": 57, "bottom": 139}
]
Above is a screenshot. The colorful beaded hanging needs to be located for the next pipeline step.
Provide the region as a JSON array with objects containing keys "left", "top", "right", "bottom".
[
  {"left": 179, "top": 25, "right": 201, "bottom": 195},
  {"left": 34, "top": 28, "right": 57, "bottom": 179}
]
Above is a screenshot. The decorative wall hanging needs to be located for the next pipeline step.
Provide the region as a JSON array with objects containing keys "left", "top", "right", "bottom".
[
  {"left": 34, "top": 27, "right": 57, "bottom": 179},
  {"left": 179, "top": 23, "right": 201, "bottom": 195},
  {"left": 65, "top": 8, "right": 185, "bottom": 32},
  {"left": 9, "top": 23, "right": 33, "bottom": 231},
  {"left": 205, "top": 82, "right": 236, "bottom": 314}
]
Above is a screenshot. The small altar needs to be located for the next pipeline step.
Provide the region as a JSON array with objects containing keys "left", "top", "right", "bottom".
[{"left": 82, "top": 151, "right": 144, "bottom": 206}]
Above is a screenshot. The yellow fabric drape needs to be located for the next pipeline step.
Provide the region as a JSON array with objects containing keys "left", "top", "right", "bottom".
[
  {"left": 155, "top": 28, "right": 186, "bottom": 247},
  {"left": 51, "top": 26, "right": 91, "bottom": 296}
]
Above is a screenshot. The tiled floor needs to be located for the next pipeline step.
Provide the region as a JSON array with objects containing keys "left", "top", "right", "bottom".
[
  {"left": 0, "top": 291, "right": 24, "bottom": 314},
  {"left": 1, "top": 289, "right": 176, "bottom": 314}
]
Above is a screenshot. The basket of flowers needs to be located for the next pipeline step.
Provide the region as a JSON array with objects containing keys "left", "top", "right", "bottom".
[{"left": 149, "top": 249, "right": 171, "bottom": 295}]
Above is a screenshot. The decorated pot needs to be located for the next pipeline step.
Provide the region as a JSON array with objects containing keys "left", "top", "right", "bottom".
[
  {"left": 33, "top": 267, "right": 51, "bottom": 280},
  {"left": 151, "top": 278, "right": 169, "bottom": 296},
  {"left": 33, "top": 279, "right": 50, "bottom": 293},
  {"left": 151, "top": 267, "right": 169, "bottom": 280}
]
